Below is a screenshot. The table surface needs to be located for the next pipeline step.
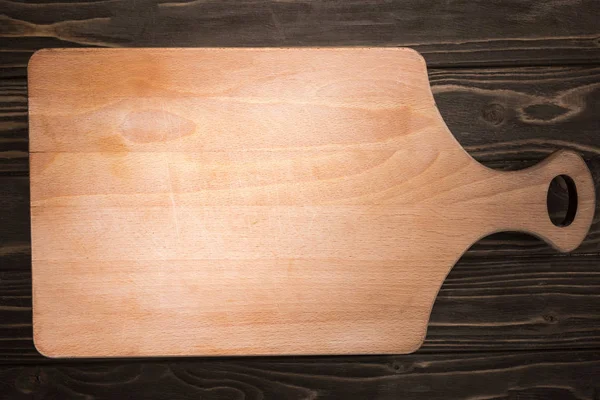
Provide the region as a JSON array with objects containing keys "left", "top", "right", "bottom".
[{"left": 1, "top": 0, "right": 599, "bottom": 398}]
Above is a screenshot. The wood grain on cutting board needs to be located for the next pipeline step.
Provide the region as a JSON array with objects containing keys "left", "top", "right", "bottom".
[{"left": 28, "top": 48, "right": 595, "bottom": 357}]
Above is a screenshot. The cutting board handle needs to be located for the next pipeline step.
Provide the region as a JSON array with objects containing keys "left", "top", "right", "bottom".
[{"left": 480, "top": 149, "right": 595, "bottom": 252}]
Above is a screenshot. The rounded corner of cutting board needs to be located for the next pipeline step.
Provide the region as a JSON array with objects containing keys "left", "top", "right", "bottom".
[
  {"left": 28, "top": 48, "right": 50, "bottom": 69},
  {"left": 28, "top": 48, "right": 59, "bottom": 78},
  {"left": 395, "top": 47, "right": 428, "bottom": 66},
  {"left": 32, "top": 324, "right": 60, "bottom": 359}
]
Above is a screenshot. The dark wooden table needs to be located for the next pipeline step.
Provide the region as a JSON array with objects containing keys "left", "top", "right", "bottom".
[{"left": 1, "top": 1, "right": 600, "bottom": 398}]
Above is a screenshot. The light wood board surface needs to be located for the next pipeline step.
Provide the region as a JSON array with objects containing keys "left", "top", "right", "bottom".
[{"left": 28, "top": 48, "right": 595, "bottom": 358}]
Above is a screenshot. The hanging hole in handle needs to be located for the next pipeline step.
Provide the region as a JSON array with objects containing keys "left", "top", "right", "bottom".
[{"left": 547, "top": 175, "right": 578, "bottom": 227}]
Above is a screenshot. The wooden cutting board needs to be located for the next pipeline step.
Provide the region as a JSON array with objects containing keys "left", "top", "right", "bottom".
[{"left": 29, "top": 48, "right": 595, "bottom": 358}]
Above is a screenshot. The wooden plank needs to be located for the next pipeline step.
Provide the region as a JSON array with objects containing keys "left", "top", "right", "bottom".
[
  {"left": 3, "top": 254, "right": 600, "bottom": 362},
  {"left": 0, "top": 350, "right": 598, "bottom": 398},
  {"left": 0, "top": 177, "right": 29, "bottom": 257},
  {"left": 0, "top": 0, "right": 597, "bottom": 396},
  {"left": 0, "top": 76, "right": 27, "bottom": 174},
  {"left": 1, "top": 0, "right": 599, "bottom": 75},
  {"left": 0, "top": 269, "right": 34, "bottom": 362}
]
